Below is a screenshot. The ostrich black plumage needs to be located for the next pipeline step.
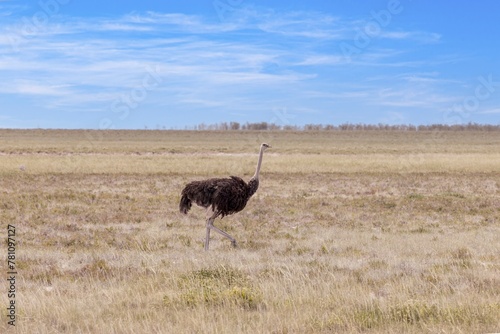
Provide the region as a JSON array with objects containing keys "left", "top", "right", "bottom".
[{"left": 179, "top": 143, "right": 271, "bottom": 250}]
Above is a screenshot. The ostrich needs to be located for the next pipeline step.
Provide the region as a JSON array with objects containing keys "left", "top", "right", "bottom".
[{"left": 179, "top": 143, "right": 271, "bottom": 250}]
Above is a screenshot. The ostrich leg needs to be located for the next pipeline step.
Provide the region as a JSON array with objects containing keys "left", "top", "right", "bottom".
[
  {"left": 204, "top": 209, "right": 237, "bottom": 250},
  {"left": 205, "top": 218, "right": 212, "bottom": 251},
  {"left": 209, "top": 221, "right": 237, "bottom": 248},
  {"left": 205, "top": 218, "right": 237, "bottom": 250}
]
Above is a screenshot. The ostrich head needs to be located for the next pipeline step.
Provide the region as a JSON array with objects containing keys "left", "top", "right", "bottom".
[{"left": 261, "top": 143, "right": 271, "bottom": 150}]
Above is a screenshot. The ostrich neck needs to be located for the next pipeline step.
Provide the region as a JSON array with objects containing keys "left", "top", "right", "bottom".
[{"left": 251, "top": 146, "right": 265, "bottom": 180}]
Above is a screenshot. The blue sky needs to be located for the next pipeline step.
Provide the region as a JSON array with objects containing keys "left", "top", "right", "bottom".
[{"left": 1, "top": 0, "right": 499, "bottom": 129}]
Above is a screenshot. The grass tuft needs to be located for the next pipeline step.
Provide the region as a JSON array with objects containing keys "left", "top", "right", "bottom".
[{"left": 164, "top": 265, "right": 263, "bottom": 310}]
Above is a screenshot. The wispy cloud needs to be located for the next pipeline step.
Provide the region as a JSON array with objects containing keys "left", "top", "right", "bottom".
[
  {"left": 2, "top": 81, "right": 71, "bottom": 96},
  {"left": 380, "top": 31, "right": 441, "bottom": 43},
  {"left": 295, "top": 55, "right": 346, "bottom": 66},
  {"left": 256, "top": 10, "right": 344, "bottom": 39},
  {"left": 122, "top": 11, "right": 240, "bottom": 33},
  {"left": 374, "top": 88, "right": 457, "bottom": 108},
  {"left": 2, "top": 5, "right": 491, "bottom": 128},
  {"left": 99, "top": 23, "right": 154, "bottom": 32},
  {"left": 478, "top": 108, "right": 500, "bottom": 114}
]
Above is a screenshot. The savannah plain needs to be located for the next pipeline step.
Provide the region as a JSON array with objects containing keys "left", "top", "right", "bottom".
[{"left": 1, "top": 128, "right": 499, "bottom": 333}]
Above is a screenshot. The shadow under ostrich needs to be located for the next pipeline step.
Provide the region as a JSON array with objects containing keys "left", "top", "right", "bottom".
[{"left": 179, "top": 143, "right": 271, "bottom": 250}]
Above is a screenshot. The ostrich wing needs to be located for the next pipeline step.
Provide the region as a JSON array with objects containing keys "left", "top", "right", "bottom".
[{"left": 211, "top": 176, "right": 250, "bottom": 217}]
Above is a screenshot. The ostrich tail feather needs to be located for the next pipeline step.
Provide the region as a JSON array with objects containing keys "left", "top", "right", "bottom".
[{"left": 179, "top": 194, "right": 192, "bottom": 214}]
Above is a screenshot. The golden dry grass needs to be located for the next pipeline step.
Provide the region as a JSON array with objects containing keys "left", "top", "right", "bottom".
[{"left": 0, "top": 129, "right": 499, "bottom": 333}]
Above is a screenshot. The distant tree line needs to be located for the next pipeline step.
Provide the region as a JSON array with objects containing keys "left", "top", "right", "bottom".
[{"left": 193, "top": 122, "right": 500, "bottom": 131}]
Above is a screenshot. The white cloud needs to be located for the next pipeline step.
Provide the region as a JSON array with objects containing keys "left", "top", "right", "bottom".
[
  {"left": 0, "top": 5, "right": 461, "bottom": 127},
  {"left": 99, "top": 23, "right": 153, "bottom": 32},
  {"left": 256, "top": 11, "right": 346, "bottom": 39},
  {"left": 0, "top": 80, "right": 71, "bottom": 96},
  {"left": 380, "top": 31, "right": 441, "bottom": 43},
  {"left": 478, "top": 108, "right": 500, "bottom": 114},
  {"left": 295, "top": 55, "right": 345, "bottom": 66},
  {"left": 121, "top": 11, "right": 239, "bottom": 33},
  {"left": 373, "top": 87, "right": 457, "bottom": 109}
]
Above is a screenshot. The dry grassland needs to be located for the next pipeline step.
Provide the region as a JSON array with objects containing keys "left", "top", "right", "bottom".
[{"left": 1, "top": 129, "right": 499, "bottom": 333}]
